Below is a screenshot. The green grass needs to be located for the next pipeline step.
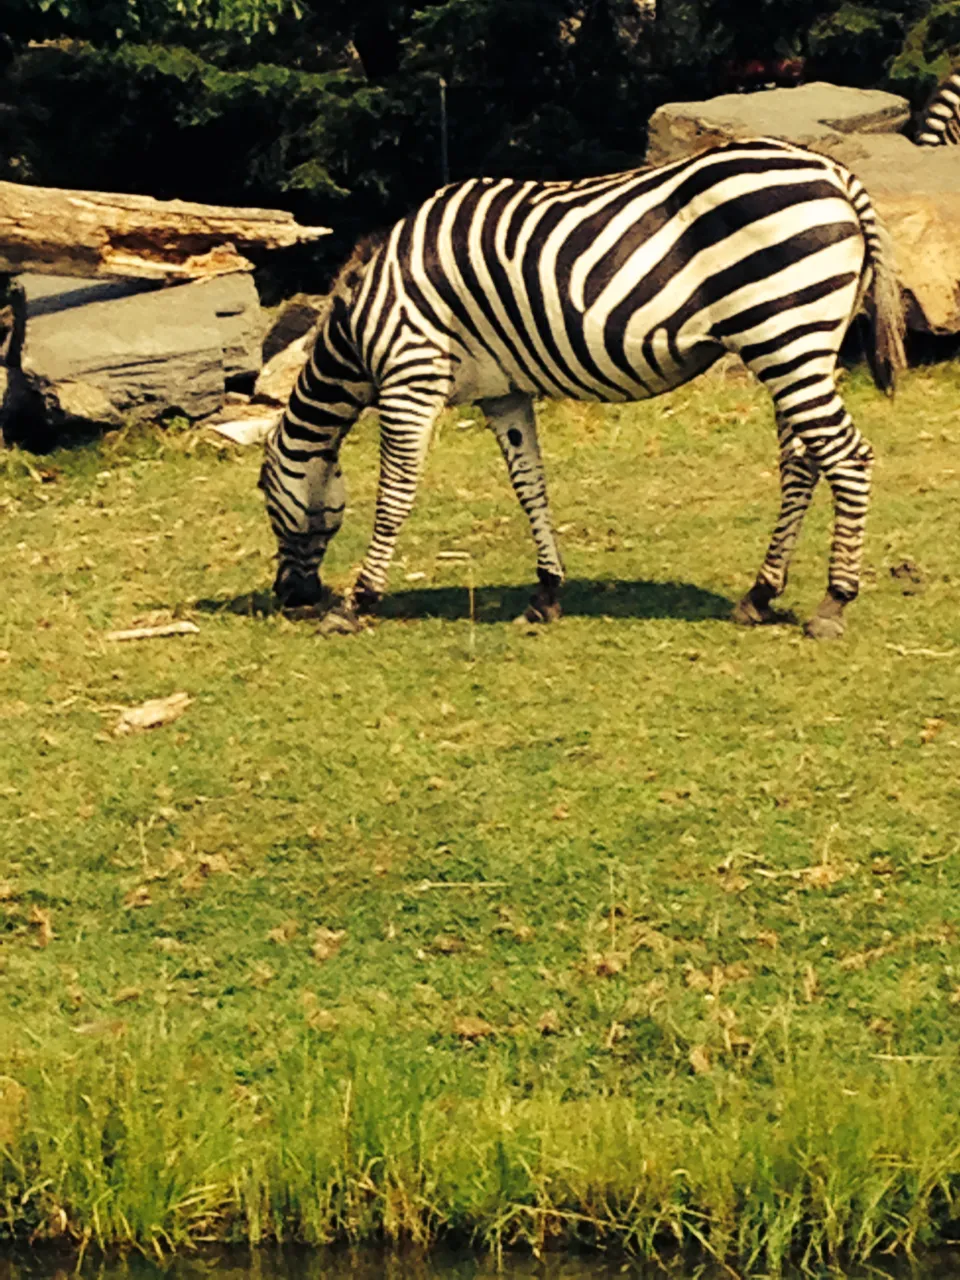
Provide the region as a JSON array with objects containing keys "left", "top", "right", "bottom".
[{"left": 2, "top": 361, "right": 960, "bottom": 1273}]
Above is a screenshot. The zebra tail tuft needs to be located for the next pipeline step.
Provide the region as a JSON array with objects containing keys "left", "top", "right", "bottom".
[{"left": 859, "top": 203, "right": 907, "bottom": 398}]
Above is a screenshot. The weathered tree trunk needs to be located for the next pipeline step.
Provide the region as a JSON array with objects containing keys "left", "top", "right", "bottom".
[{"left": 0, "top": 181, "right": 331, "bottom": 283}]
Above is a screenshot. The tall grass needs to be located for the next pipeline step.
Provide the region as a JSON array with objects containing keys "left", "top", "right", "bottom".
[{"left": 5, "top": 1024, "right": 960, "bottom": 1269}]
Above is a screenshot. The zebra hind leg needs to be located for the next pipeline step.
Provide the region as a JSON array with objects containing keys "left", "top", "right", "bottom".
[
  {"left": 479, "top": 392, "right": 565, "bottom": 623},
  {"left": 733, "top": 434, "right": 819, "bottom": 627},
  {"left": 768, "top": 406, "right": 872, "bottom": 640},
  {"left": 799, "top": 423, "right": 873, "bottom": 641}
]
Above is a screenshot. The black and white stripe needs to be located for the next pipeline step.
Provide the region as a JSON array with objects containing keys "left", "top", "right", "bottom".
[
  {"left": 917, "top": 72, "right": 960, "bottom": 146},
  {"left": 260, "top": 138, "right": 905, "bottom": 638}
]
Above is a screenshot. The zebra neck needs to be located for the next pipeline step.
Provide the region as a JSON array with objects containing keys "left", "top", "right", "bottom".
[{"left": 284, "top": 313, "right": 374, "bottom": 437}]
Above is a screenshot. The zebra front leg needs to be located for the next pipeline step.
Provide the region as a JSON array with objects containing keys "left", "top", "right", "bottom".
[
  {"left": 479, "top": 392, "right": 565, "bottom": 623},
  {"left": 733, "top": 435, "right": 819, "bottom": 626},
  {"left": 349, "top": 385, "right": 448, "bottom": 616}
]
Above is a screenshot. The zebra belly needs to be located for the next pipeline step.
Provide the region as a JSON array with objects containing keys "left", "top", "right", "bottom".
[
  {"left": 446, "top": 330, "right": 724, "bottom": 407},
  {"left": 448, "top": 353, "right": 521, "bottom": 404}
]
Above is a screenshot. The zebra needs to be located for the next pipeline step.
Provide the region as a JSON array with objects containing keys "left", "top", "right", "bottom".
[
  {"left": 259, "top": 138, "right": 905, "bottom": 641},
  {"left": 916, "top": 71, "right": 960, "bottom": 145}
]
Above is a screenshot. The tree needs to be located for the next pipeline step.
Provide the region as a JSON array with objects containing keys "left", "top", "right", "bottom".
[
  {"left": 887, "top": 1, "right": 960, "bottom": 102},
  {"left": 1, "top": 0, "right": 941, "bottom": 295},
  {"left": 2, "top": 0, "right": 302, "bottom": 45}
]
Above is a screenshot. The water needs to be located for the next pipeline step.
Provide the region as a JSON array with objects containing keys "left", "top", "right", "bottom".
[
  {"left": 4, "top": 1246, "right": 960, "bottom": 1280},
  {"left": 1, "top": 1252, "right": 655, "bottom": 1280}
]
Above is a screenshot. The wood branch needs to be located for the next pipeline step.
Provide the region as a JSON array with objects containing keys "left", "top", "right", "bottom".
[
  {"left": 105, "top": 622, "right": 201, "bottom": 642},
  {"left": 0, "top": 181, "right": 332, "bottom": 284}
]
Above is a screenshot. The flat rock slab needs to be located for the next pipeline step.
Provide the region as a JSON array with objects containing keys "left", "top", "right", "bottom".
[
  {"left": 2, "top": 271, "right": 262, "bottom": 438},
  {"left": 254, "top": 331, "right": 312, "bottom": 407},
  {"left": 646, "top": 82, "right": 910, "bottom": 167},
  {"left": 644, "top": 85, "right": 960, "bottom": 335},
  {"left": 262, "top": 293, "right": 326, "bottom": 363},
  {"left": 829, "top": 134, "right": 960, "bottom": 333},
  {"left": 829, "top": 130, "right": 960, "bottom": 191},
  {"left": 204, "top": 401, "right": 279, "bottom": 446}
]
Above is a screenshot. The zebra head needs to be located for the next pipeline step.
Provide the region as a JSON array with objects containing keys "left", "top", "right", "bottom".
[
  {"left": 258, "top": 232, "right": 386, "bottom": 609},
  {"left": 259, "top": 424, "right": 347, "bottom": 608}
]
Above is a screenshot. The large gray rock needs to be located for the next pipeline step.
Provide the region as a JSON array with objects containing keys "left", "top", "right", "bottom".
[
  {"left": 1, "top": 271, "right": 262, "bottom": 438},
  {"left": 254, "top": 331, "right": 312, "bottom": 407},
  {"left": 644, "top": 84, "right": 960, "bottom": 336},
  {"left": 199, "top": 273, "right": 263, "bottom": 383},
  {"left": 262, "top": 292, "right": 326, "bottom": 363},
  {"left": 829, "top": 133, "right": 960, "bottom": 333},
  {"left": 17, "top": 275, "right": 223, "bottom": 425},
  {"left": 646, "top": 82, "right": 911, "bottom": 167}
]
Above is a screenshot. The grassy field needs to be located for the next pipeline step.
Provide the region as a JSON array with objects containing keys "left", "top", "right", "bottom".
[{"left": 2, "top": 360, "right": 960, "bottom": 1273}]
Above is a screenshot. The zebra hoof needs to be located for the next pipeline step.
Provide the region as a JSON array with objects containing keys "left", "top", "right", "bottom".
[
  {"left": 317, "top": 605, "right": 362, "bottom": 637},
  {"left": 731, "top": 596, "right": 775, "bottom": 627},
  {"left": 351, "top": 585, "right": 382, "bottom": 616},
  {"left": 516, "top": 599, "right": 562, "bottom": 625},
  {"left": 803, "top": 614, "right": 845, "bottom": 641}
]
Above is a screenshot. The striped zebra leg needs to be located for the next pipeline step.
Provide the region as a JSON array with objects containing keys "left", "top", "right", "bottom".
[
  {"left": 733, "top": 434, "right": 819, "bottom": 626},
  {"left": 917, "top": 74, "right": 960, "bottom": 145},
  {"left": 755, "top": 370, "right": 873, "bottom": 639},
  {"left": 801, "top": 419, "right": 874, "bottom": 640},
  {"left": 351, "top": 381, "right": 451, "bottom": 613},
  {"left": 480, "top": 392, "right": 565, "bottom": 623}
]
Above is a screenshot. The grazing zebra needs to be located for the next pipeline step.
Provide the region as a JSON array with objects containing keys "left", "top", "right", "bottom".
[
  {"left": 260, "top": 138, "right": 905, "bottom": 640},
  {"left": 916, "top": 71, "right": 960, "bottom": 145}
]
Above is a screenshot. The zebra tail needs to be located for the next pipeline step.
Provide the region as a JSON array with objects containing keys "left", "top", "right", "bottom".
[{"left": 849, "top": 182, "right": 907, "bottom": 397}]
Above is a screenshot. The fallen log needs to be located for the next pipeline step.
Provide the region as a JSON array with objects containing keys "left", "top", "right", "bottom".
[
  {"left": 105, "top": 622, "right": 201, "bottom": 642},
  {"left": 0, "top": 181, "right": 331, "bottom": 283}
]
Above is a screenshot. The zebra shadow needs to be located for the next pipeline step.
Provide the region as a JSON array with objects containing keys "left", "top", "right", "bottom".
[
  {"left": 381, "top": 577, "right": 735, "bottom": 624},
  {"left": 194, "top": 578, "right": 734, "bottom": 625}
]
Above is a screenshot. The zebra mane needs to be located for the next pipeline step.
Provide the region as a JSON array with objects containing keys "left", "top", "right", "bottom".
[
  {"left": 330, "top": 232, "right": 388, "bottom": 302},
  {"left": 310, "top": 231, "right": 388, "bottom": 338}
]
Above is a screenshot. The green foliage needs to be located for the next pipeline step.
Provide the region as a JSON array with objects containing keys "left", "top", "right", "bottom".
[
  {"left": 888, "top": 1, "right": 960, "bottom": 103},
  {"left": 0, "top": 2, "right": 956, "bottom": 313},
  {"left": 809, "top": 4, "right": 908, "bottom": 88},
  {"left": 0, "top": 39, "right": 442, "bottom": 282},
  {"left": 3, "top": 0, "right": 302, "bottom": 45},
  {"left": 3, "top": 42, "right": 350, "bottom": 199}
]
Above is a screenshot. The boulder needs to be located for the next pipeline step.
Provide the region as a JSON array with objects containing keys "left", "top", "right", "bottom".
[
  {"left": 200, "top": 272, "right": 263, "bottom": 384},
  {"left": 646, "top": 82, "right": 911, "bottom": 168},
  {"left": 1, "top": 271, "right": 263, "bottom": 440},
  {"left": 829, "top": 134, "right": 960, "bottom": 334},
  {"left": 644, "top": 85, "right": 960, "bottom": 336},
  {"left": 254, "top": 331, "right": 312, "bottom": 407},
  {"left": 262, "top": 293, "right": 326, "bottom": 363}
]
